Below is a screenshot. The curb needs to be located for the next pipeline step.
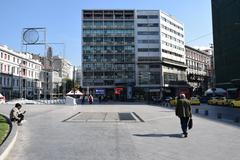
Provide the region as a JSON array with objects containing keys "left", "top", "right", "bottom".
[{"left": 0, "top": 114, "right": 18, "bottom": 160}]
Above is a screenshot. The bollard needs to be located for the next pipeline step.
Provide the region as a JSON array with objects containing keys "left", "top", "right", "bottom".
[
  {"left": 205, "top": 110, "right": 208, "bottom": 116},
  {"left": 217, "top": 113, "right": 222, "bottom": 119},
  {"left": 195, "top": 108, "right": 199, "bottom": 114},
  {"left": 234, "top": 117, "right": 239, "bottom": 123}
]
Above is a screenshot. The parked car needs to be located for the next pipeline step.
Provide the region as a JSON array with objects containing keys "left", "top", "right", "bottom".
[
  {"left": 207, "top": 97, "right": 218, "bottom": 105},
  {"left": 216, "top": 97, "right": 228, "bottom": 106},
  {"left": 230, "top": 99, "right": 240, "bottom": 108},
  {"left": 190, "top": 97, "right": 200, "bottom": 105}
]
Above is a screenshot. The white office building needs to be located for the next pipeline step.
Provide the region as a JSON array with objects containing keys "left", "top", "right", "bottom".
[{"left": 135, "top": 10, "right": 186, "bottom": 98}]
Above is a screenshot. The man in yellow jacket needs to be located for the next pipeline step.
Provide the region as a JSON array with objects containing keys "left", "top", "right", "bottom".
[{"left": 175, "top": 94, "right": 192, "bottom": 138}]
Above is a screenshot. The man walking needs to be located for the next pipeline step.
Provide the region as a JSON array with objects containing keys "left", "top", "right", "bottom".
[{"left": 175, "top": 94, "right": 192, "bottom": 138}]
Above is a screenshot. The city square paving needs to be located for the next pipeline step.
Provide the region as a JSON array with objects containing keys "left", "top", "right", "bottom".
[{"left": 0, "top": 103, "right": 240, "bottom": 160}]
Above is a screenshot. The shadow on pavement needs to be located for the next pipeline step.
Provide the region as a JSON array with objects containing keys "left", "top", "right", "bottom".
[{"left": 133, "top": 133, "right": 182, "bottom": 138}]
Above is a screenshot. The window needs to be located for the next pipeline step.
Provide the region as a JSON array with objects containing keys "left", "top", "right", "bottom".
[
  {"left": 12, "top": 67, "right": 15, "bottom": 74},
  {"left": 138, "top": 48, "right": 159, "bottom": 52},
  {"left": 3, "top": 77, "right": 6, "bottom": 86},
  {"left": 164, "top": 72, "right": 178, "bottom": 84},
  {"left": 137, "top": 15, "right": 148, "bottom": 19},
  {"left": 137, "top": 31, "right": 159, "bottom": 35},
  {"left": 148, "top": 15, "right": 158, "bottom": 19},
  {"left": 7, "top": 77, "right": 9, "bottom": 86},
  {"left": 137, "top": 23, "right": 159, "bottom": 27},
  {"left": 138, "top": 39, "right": 159, "bottom": 44}
]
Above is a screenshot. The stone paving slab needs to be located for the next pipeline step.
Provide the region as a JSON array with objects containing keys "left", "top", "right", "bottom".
[
  {"left": 104, "top": 112, "right": 119, "bottom": 122},
  {"left": 0, "top": 104, "right": 239, "bottom": 160}
]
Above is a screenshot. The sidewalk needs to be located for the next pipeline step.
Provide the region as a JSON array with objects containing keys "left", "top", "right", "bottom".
[{"left": 0, "top": 104, "right": 239, "bottom": 160}]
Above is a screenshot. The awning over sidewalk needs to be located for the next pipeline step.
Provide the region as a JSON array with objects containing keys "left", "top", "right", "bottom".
[
  {"left": 205, "top": 88, "right": 226, "bottom": 96},
  {"left": 66, "top": 90, "right": 83, "bottom": 96}
]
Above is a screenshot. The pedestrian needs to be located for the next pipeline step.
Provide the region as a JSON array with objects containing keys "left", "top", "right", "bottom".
[
  {"left": 88, "top": 94, "right": 93, "bottom": 104},
  {"left": 10, "top": 103, "right": 26, "bottom": 126},
  {"left": 175, "top": 93, "right": 192, "bottom": 138}
]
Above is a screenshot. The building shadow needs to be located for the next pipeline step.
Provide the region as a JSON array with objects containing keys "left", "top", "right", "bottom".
[{"left": 133, "top": 133, "right": 182, "bottom": 138}]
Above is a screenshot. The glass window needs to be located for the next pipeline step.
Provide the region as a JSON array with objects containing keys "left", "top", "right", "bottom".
[
  {"left": 138, "top": 31, "right": 159, "bottom": 35},
  {"left": 148, "top": 15, "right": 158, "bottom": 19},
  {"left": 104, "top": 21, "right": 113, "bottom": 27},
  {"left": 137, "top": 15, "right": 148, "bottom": 19}
]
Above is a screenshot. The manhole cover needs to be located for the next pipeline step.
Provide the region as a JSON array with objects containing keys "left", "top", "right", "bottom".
[{"left": 63, "top": 112, "right": 144, "bottom": 123}]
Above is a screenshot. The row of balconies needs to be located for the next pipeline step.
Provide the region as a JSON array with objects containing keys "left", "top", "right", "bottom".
[
  {"left": 82, "top": 51, "right": 135, "bottom": 54},
  {"left": 83, "top": 33, "right": 134, "bottom": 37},
  {"left": 83, "top": 16, "right": 134, "bottom": 20},
  {"left": 83, "top": 42, "right": 134, "bottom": 46},
  {"left": 188, "top": 65, "right": 208, "bottom": 71},
  {"left": 83, "top": 25, "right": 134, "bottom": 29},
  {"left": 83, "top": 59, "right": 135, "bottom": 63},
  {"left": 83, "top": 67, "right": 135, "bottom": 71}
]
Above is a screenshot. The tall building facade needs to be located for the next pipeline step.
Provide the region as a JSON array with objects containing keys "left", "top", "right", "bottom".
[
  {"left": 185, "top": 45, "right": 211, "bottom": 95},
  {"left": 160, "top": 11, "right": 186, "bottom": 87},
  {"left": 135, "top": 10, "right": 161, "bottom": 98},
  {"left": 212, "top": 0, "right": 240, "bottom": 88},
  {"left": 82, "top": 10, "right": 135, "bottom": 100},
  {"left": 0, "top": 45, "right": 42, "bottom": 100},
  {"left": 82, "top": 10, "right": 186, "bottom": 100}
]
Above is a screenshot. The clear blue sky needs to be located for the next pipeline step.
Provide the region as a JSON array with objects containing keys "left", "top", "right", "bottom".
[{"left": 0, "top": 0, "right": 213, "bottom": 66}]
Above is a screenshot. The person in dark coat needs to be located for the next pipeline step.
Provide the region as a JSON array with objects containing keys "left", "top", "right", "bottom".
[{"left": 175, "top": 94, "right": 192, "bottom": 138}]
